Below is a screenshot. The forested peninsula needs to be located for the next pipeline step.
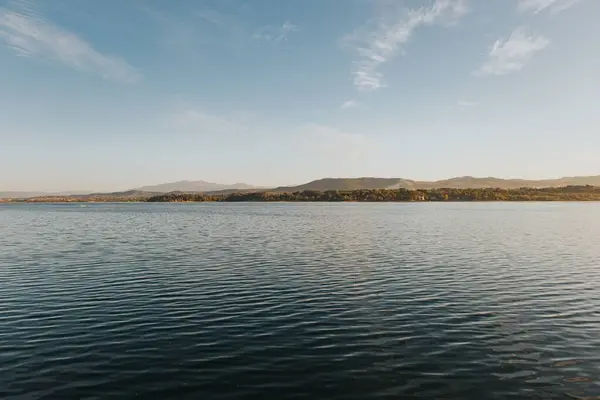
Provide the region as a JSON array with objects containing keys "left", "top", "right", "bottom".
[
  {"left": 7, "top": 186, "right": 600, "bottom": 203},
  {"left": 146, "top": 186, "right": 600, "bottom": 202}
]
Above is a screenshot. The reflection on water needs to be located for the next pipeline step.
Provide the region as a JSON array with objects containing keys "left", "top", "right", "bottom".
[{"left": 1, "top": 202, "right": 599, "bottom": 399}]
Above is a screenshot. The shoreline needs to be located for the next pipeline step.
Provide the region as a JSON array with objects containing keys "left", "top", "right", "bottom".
[
  {"left": 2, "top": 186, "right": 600, "bottom": 203},
  {"left": 3, "top": 200, "right": 600, "bottom": 204}
]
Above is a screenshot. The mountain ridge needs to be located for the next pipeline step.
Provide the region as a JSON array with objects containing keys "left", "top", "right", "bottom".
[
  {"left": 3, "top": 175, "right": 600, "bottom": 199},
  {"left": 135, "top": 180, "right": 256, "bottom": 193},
  {"left": 0, "top": 190, "right": 91, "bottom": 199},
  {"left": 270, "top": 175, "right": 600, "bottom": 192}
]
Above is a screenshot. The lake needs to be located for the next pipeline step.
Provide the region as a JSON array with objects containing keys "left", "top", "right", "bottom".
[{"left": 1, "top": 202, "right": 599, "bottom": 399}]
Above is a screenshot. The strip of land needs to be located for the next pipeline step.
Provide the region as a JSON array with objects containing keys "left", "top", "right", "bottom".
[{"left": 3, "top": 186, "right": 600, "bottom": 202}]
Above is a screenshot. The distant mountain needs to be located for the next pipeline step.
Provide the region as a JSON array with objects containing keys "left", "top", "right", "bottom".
[
  {"left": 76, "top": 190, "right": 161, "bottom": 199},
  {"left": 20, "top": 190, "right": 162, "bottom": 202},
  {"left": 273, "top": 178, "right": 402, "bottom": 192},
  {"left": 3, "top": 175, "right": 600, "bottom": 200},
  {"left": 413, "top": 176, "right": 600, "bottom": 190},
  {"left": 136, "top": 180, "right": 256, "bottom": 193},
  {"left": 204, "top": 188, "right": 263, "bottom": 196},
  {"left": 0, "top": 190, "right": 90, "bottom": 199},
  {"left": 271, "top": 175, "right": 600, "bottom": 192}
]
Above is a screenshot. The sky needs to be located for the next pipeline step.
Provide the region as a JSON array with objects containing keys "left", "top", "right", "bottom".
[{"left": 1, "top": 0, "right": 599, "bottom": 191}]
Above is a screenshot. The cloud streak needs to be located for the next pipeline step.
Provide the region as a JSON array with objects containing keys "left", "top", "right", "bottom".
[
  {"left": 168, "top": 109, "right": 248, "bottom": 135},
  {"left": 517, "top": 0, "right": 582, "bottom": 14},
  {"left": 253, "top": 21, "right": 298, "bottom": 43},
  {"left": 458, "top": 99, "right": 477, "bottom": 107},
  {"left": 343, "top": 0, "right": 468, "bottom": 91},
  {"left": 340, "top": 100, "right": 361, "bottom": 110},
  {"left": 0, "top": 3, "right": 140, "bottom": 83},
  {"left": 297, "top": 123, "right": 373, "bottom": 159},
  {"left": 474, "top": 28, "right": 549, "bottom": 76}
]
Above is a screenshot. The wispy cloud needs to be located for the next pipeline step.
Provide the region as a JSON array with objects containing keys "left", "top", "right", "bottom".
[
  {"left": 0, "top": 2, "right": 140, "bottom": 83},
  {"left": 145, "top": 5, "right": 247, "bottom": 56},
  {"left": 168, "top": 109, "right": 248, "bottom": 135},
  {"left": 297, "top": 123, "right": 373, "bottom": 159},
  {"left": 196, "top": 9, "right": 234, "bottom": 28},
  {"left": 458, "top": 99, "right": 478, "bottom": 107},
  {"left": 343, "top": 0, "right": 468, "bottom": 91},
  {"left": 253, "top": 21, "right": 299, "bottom": 44},
  {"left": 517, "top": 0, "right": 582, "bottom": 14},
  {"left": 340, "top": 100, "right": 362, "bottom": 110},
  {"left": 474, "top": 28, "right": 549, "bottom": 76}
]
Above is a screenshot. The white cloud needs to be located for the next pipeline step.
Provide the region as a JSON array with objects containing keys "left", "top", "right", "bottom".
[
  {"left": 297, "top": 123, "right": 373, "bottom": 159},
  {"left": 343, "top": 0, "right": 468, "bottom": 91},
  {"left": 340, "top": 100, "right": 362, "bottom": 110},
  {"left": 517, "top": 0, "right": 582, "bottom": 14},
  {"left": 474, "top": 28, "right": 549, "bottom": 76},
  {"left": 253, "top": 21, "right": 299, "bottom": 43},
  {"left": 0, "top": 4, "right": 140, "bottom": 83},
  {"left": 458, "top": 99, "right": 478, "bottom": 107}
]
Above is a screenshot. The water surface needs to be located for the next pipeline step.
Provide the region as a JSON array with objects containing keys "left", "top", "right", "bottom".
[{"left": 1, "top": 203, "right": 599, "bottom": 399}]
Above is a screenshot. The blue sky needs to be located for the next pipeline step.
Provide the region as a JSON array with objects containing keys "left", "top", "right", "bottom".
[{"left": 1, "top": 0, "right": 598, "bottom": 191}]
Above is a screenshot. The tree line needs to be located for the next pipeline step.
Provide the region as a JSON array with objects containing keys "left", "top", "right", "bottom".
[
  {"left": 9, "top": 186, "right": 599, "bottom": 203},
  {"left": 147, "top": 186, "right": 600, "bottom": 202}
]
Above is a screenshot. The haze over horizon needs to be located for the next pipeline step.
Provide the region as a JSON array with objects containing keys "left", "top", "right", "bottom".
[{"left": 1, "top": 0, "right": 599, "bottom": 192}]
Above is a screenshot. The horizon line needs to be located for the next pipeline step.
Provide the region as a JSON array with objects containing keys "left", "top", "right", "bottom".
[{"left": 2, "top": 173, "right": 599, "bottom": 194}]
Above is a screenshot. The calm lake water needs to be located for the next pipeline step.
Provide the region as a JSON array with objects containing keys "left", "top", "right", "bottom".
[{"left": 1, "top": 202, "right": 599, "bottom": 399}]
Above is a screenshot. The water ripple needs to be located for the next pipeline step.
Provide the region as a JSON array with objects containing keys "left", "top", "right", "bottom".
[{"left": 1, "top": 202, "right": 600, "bottom": 399}]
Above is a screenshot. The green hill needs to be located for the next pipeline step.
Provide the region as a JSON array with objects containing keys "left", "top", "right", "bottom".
[
  {"left": 273, "top": 178, "right": 404, "bottom": 192},
  {"left": 270, "top": 175, "right": 600, "bottom": 192}
]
